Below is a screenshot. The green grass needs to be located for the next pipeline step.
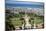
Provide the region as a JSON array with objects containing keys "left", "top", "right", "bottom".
[
  {"left": 10, "top": 17, "right": 23, "bottom": 27},
  {"left": 6, "top": 13, "right": 44, "bottom": 27}
]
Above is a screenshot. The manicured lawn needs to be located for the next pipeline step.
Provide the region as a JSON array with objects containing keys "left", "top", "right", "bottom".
[{"left": 6, "top": 13, "right": 44, "bottom": 28}]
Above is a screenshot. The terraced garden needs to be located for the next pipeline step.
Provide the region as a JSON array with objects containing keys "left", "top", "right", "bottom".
[{"left": 6, "top": 11, "right": 44, "bottom": 30}]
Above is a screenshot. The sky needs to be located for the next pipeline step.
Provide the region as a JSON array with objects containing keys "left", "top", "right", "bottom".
[{"left": 5, "top": 0, "right": 44, "bottom": 8}]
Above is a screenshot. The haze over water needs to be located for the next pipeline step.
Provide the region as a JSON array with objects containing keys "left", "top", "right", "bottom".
[{"left": 6, "top": 1, "right": 44, "bottom": 8}]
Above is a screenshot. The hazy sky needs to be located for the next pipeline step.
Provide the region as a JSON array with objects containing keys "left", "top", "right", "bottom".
[{"left": 5, "top": 0, "right": 44, "bottom": 8}]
